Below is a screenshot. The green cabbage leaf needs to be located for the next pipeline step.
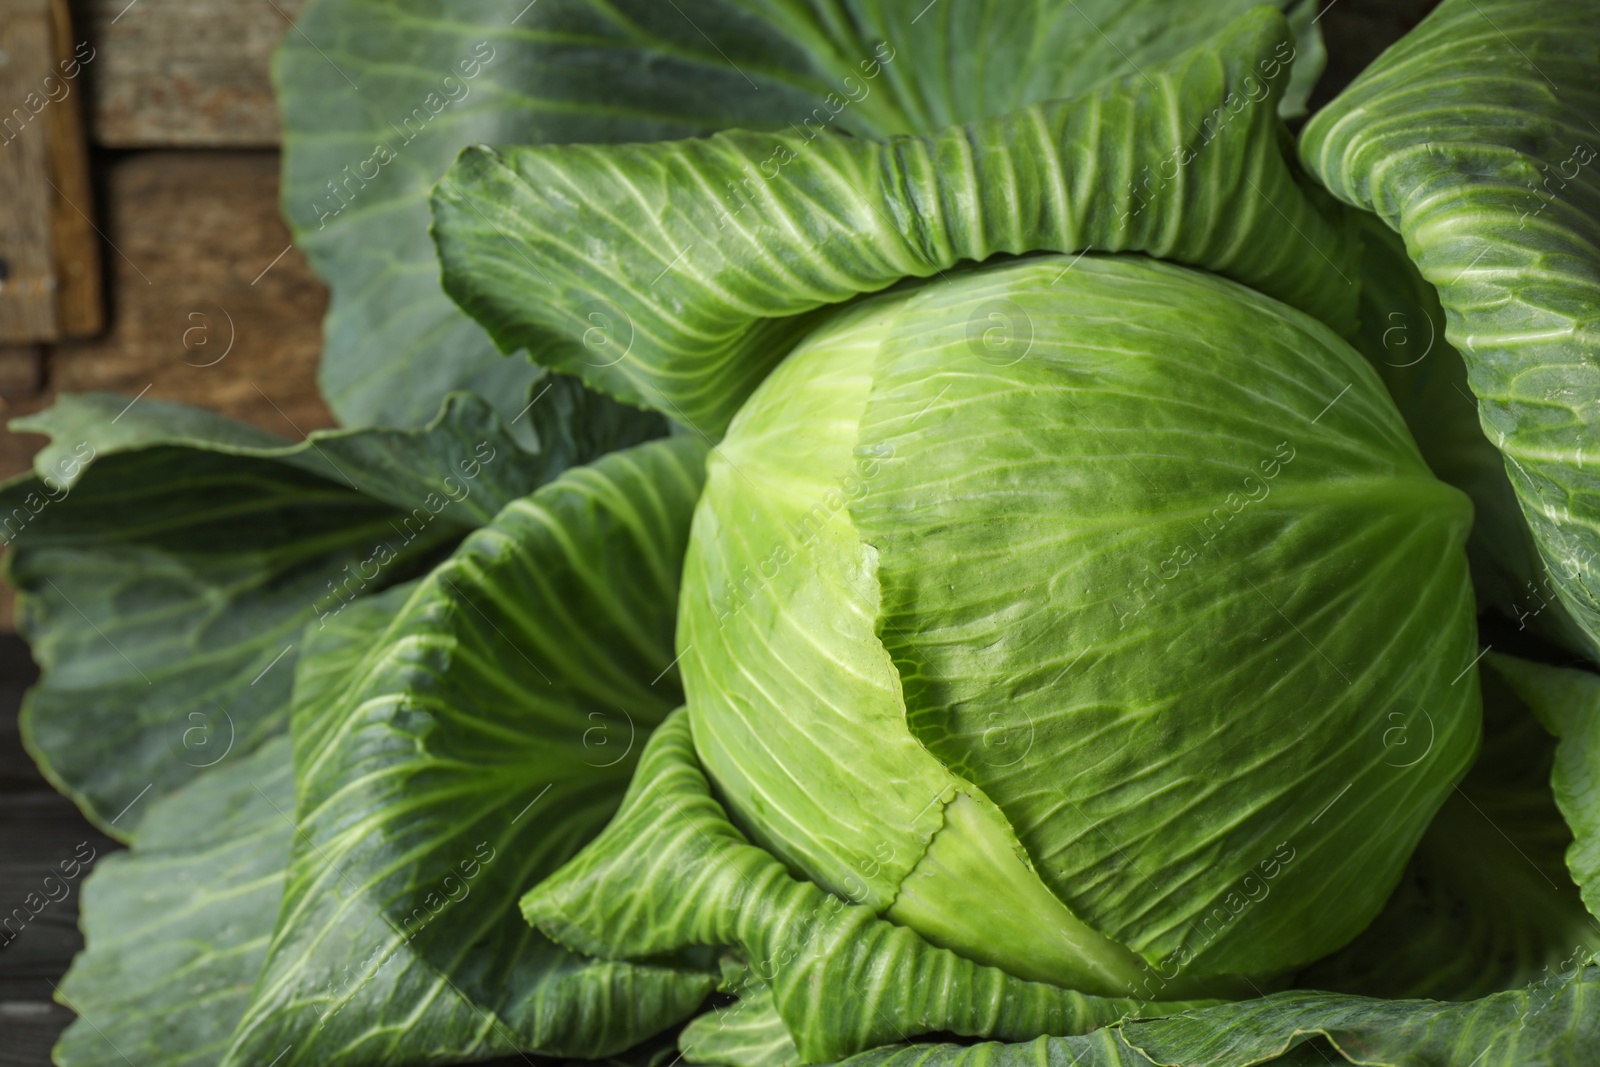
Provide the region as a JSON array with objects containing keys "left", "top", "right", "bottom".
[
  {"left": 432, "top": 8, "right": 1348, "bottom": 434},
  {"left": 51, "top": 735, "right": 297, "bottom": 1067},
  {"left": 3, "top": 383, "right": 659, "bottom": 839},
  {"left": 278, "top": 0, "right": 1322, "bottom": 432},
  {"left": 48, "top": 438, "right": 713, "bottom": 1066},
  {"left": 1301, "top": 0, "right": 1600, "bottom": 655},
  {"left": 221, "top": 438, "right": 711, "bottom": 1065}
]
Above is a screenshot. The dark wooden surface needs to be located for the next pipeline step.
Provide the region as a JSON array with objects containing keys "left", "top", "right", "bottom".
[{"left": 0, "top": 633, "right": 116, "bottom": 1063}]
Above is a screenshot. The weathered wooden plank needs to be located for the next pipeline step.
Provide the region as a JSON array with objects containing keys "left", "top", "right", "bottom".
[
  {"left": 0, "top": 0, "right": 102, "bottom": 343},
  {"left": 0, "top": 347, "right": 44, "bottom": 402},
  {"left": 78, "top": 0, "right": 306, "bottom": 147},
  {"left": 43, "top": 0, "right": 101, "bottom": 336},
  {"left": 0, "top": 3, "right": 65, "bottom": 340},
  {"left": 44, "top": 150, "right": 334, "bottom": 431}
]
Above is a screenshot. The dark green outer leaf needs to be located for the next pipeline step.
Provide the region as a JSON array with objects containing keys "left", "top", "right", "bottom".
[
  {"left": 280, "top": 0, "right": 1321, "bottom": 432},
  {"left": 52, "top": 735, "right": 296, "bottom": 1067},
  {"left": 223, "top": 437, "right": 714, "bottom": 1066},
  {"left": 277, "top": 0, "right": 854, "bottom": 432},
  {"left": 434, "top": 7, "right": 1353, "bottom": 435},
  {"left": 714, "top": 0, "right": 1325, "bottom": 133},
  {"left": 1299, "top": 0, "right": 1600, "bottom": 656},
  {"left": 3, "top": 386, "right": 659, "bottom": 840},
  {"left": 1487, "top": 652, "right": 1600, "bottom": 924},
  {"left": 50, "top": 579, "right": 417, "bottom": 1067},
  {"left": 6, "top": 438, "right": 459, "bottom": 843},
  {"left": 12, "top": 382, "right": 662, "bottom": 525}
]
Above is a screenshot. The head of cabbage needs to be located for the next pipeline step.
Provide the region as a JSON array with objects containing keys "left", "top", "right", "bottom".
[{"left": 677, "top": 252, "right": 1481, "bottom": 999}]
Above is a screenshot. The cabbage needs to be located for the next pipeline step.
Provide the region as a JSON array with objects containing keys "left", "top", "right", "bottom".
[
  {"left": 679, "top": 255, "right": 1478, "bottom": 993},
  {"left": 9, "top": 0, "right": 1600, "bottom": 1064}
]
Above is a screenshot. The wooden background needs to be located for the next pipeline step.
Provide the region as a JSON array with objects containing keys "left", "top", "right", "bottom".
[{"left": 0, "top": 0, "right": 1437, "bottom": 1061}]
